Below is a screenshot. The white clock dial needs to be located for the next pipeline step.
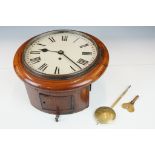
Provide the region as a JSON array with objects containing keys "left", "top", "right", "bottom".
[{"left": 23, "top": 30, "right": 98, "bottom": 77}]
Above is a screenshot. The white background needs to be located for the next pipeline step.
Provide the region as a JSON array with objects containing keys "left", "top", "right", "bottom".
[
  {"left": 0, "top": 0, "right": 155, "bottom": 155},
  {"left": 0, "top": 26, "right": 155, "bottom": 129}
]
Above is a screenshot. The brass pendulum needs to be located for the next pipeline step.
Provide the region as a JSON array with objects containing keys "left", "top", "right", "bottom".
[{"left": 94, "top": 85, "right": 131, "bottom": 124}]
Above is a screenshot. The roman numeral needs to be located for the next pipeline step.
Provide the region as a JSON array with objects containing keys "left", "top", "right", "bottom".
[
  {"left": 30, "top": 57, "right": 41, "bottom": 64},
  {"left": 54, "top": 66, "right": 60, "bottom": 74},
  {"left": 82, "top": 52, "right": 92, "bottom": 55},
  {"left": 49, "top": 37, "right": 55, "bottom": 42},
  {"left": 70, "top": 66, "right": 76, "bottom": 71},
  {"left": 37, "top": 43, "right": 46, "bottom": 46},
  {"left": 80, "top": 43, "right": 89, "bottom": 48},
  {"left": 30, "top": 51, "right": 41, "bottom": 54},
  {"left": 62, "top": 36, "right": 68, "bottom": 41},
  {"left": 77, "top": 58, "right": 89, "bottom": 65},
  {"left": 38, "top": 63, "right": 48, "bottom": 71}
]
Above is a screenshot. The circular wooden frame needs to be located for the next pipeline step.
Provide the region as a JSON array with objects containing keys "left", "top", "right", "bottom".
[
  {"left": 13, "top": 31, "right": 109, "bottom": 91},
  {"left": 22, "top": 30, "right": 101, "bottom": 80}
]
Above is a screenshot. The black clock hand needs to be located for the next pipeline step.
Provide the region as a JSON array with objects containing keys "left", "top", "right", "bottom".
[
  {"left": 39, "top": 48, "right": 58, "bottom": 53},
  {"left": 39, "top": 49, "right": 82, "bottom": 69},
  {"left": 59, "top": 52, "right": 82, "bottom": 69}
]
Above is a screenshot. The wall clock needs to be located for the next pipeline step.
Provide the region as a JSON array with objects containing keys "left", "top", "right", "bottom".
[{"left": 13, "top": 30, "right": 109, "bottom": 122}]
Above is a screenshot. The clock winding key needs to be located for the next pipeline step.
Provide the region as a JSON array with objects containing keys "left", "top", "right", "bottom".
[{"left": 122, "top": 95, "right": 139, "bottom": 112}]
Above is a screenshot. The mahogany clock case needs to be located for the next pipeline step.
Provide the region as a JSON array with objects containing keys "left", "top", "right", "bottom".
[{"left": 13, "top": 30, "right": 109, "bottom": 115}]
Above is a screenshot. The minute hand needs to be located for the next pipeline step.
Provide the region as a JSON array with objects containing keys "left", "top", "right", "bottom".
[{"left": 62, "top": 53, "right": 82, "bottom": 69}]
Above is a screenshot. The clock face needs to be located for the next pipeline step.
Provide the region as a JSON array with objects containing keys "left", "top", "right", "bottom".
[{"left": 23, "top": 30, "right": 99, "bottom": 79}]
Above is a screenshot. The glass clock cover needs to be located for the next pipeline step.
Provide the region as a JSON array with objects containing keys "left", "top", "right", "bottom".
[{"left": 23, "top": 30, "right": 99, "bottom": 79}]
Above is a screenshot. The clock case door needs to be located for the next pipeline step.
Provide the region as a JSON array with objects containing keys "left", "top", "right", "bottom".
[{"left": 25, "top": 83, "right": 90, "bottom": 114}]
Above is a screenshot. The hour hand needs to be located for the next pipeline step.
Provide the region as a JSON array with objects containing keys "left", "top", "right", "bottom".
[
  {"left": 39, "top": 48, "right": 49, "bottom": 52},
  {"left": 39, "top": 48, "right": 58, "bottom": 53}
]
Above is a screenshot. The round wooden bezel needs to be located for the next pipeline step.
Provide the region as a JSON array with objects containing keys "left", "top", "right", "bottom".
[{"left": 13, "top": 31, "right": 109, "bottom": 91}]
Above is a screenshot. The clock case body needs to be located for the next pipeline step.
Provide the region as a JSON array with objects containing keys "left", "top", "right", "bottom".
[{"left": 13, "top": 30, "right": 109, "bottom": 115}]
